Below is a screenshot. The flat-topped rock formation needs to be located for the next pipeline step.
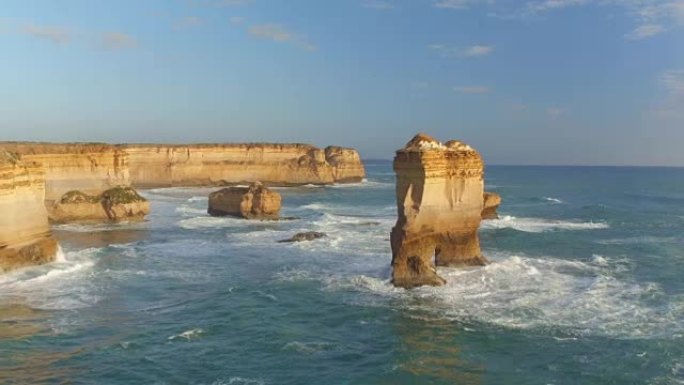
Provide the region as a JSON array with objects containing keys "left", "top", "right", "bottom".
[
  {"left": 121, "top": 143, "right": 365, "bottom": 187},
  {"left": 49, "top": 187, "right": 150, "bottom": 223},
  {"left": 482, "top": 192, "right": 502, "bottom": 219},
  {"left": 0, "top": 151, "right": 58, "bottom": 272},
  {"left": 390, "top": 133, "right": 488, "bottom": 289},
  {"left": 0, "top": 143, "right": 130, "bottom": 202},
  {"left": 208, "top": 182, "right": 282, "bottom": 219},
  {"left": 0, "top": 143, "right": 366, "bottom": 199}
]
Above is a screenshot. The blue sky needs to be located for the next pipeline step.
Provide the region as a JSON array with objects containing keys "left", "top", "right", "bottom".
[{"left": 0, "top": 0, "right": 682, "bottom": 165}]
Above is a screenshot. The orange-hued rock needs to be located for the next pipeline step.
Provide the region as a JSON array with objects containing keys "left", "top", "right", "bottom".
[
  {"left": 121, "top": 143, "right": 365, "bottom": 187},
  {"left": 49, "top": 187, "right": 150, "bottom": 223},
  {"left": 482, "top": 192, "right": 502, "bottom": 219},
  {"left": 0, "top": 142, "right": 366, "bottom": 197},
  {"left": 390, "top": 133, "right": 488, "bottom": 289},
  {"left": 324, "top": 146, "right": 366, "bottom": 183},
  {"left": 0, "top": 143, "right": 130, "bottom": 202},
  {"left": 0, "top": 151, "right": 58, "bottom": 272},
  {"left": 208, "top": 182, "right": 281, "bottom": 219}
]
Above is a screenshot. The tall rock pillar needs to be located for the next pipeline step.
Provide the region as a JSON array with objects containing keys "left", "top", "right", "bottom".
[{"left": 390, "top": 133, "right": 487, "bottom": 289}]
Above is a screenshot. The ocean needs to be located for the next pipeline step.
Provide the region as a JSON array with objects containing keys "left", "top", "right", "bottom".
[{"left": 1, "top": 161, "right": 683, "bottom": 385}]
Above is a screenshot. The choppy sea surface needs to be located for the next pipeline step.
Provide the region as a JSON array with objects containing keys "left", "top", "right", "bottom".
[{"left": 1, "top": 161, "right": 684, "bottom": 385}]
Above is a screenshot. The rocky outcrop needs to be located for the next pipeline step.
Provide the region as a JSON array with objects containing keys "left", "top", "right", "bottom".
[
  {"left": 208, "top": 182, "right": 281, "bottom": 219},
  {"left": 277, "top": 231, "right": 326, "bottom": 243},
  {"left": 324, "top": 146, "right": 365, "bottom": 183},
  {"left": 482, "top": 192, "right": 501, "bottom": 219},
  {"left": 49, "top": 187, "right": 150, "bottom": 223},
  {"left": 0, "top": 143, "right": 130, "bottom": 202},
  {"left": 390, "top": 133, "right": 487, "bottom": 289},
  {"left": 122, "top": 143, "right": 365, "bottom": 187},
  {"left": 0, "top": 151, "right": 58, "bottom": 272}
]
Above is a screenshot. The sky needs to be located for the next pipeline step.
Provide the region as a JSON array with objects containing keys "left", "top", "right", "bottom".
[{"left": 0, "top": 0, "right": 682, "bottom": 165}]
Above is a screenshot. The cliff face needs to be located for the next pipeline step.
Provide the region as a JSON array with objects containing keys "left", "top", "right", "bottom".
[
  {"left": 0, "top": 143, "right": 130, "bottom": 202},
  {"left": 0, "top": 143, "right": 365, "bottom": 194},
  {"left": 122, "top": 144, "right": 365, "bottom": 187},
  {"left": 0, "top": 151, "right": 58, "bottom": 272},
  {"left": 390, "top": 133, "right": 487, "bottom": 289}
]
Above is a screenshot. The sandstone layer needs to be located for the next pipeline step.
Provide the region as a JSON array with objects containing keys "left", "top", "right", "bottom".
[
  {"left": 0, "top": 151, "right": 58, "bottom": 272},
  {"left": 49, "top": 187, "right": 150, "bottom": 223},
  {"left": 121, "top": 143, "right": 365, "bottom": 187},
  {"left": 390, "top": 133, "right": 487, "bottom": 289},
  {"left": 0, "top": 143, "right": 130, "bottom": 202},
  {"left": 0, "top": 143, "right": 366, "bottom": 199},
  {"left": 208, "top": 182, "right": 281, "bottom": 219},
  {"left": 482, "top": 192, "right": 502, "bottom": 219}
]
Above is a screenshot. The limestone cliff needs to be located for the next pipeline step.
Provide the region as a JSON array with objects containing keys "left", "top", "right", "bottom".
[
  {"left": 0, "top": 151, "right": 58, "bottom": 272},
  {"left": 49, "top": 187, "right": 150, "bottom": 223},
  {"left": 390, "top": 133, "right": 487, "bottom": 289},
  {"left": 208, "top": 182, "right": 281, "bottom": 219},
  {"left": 122, "top": 143, "right": 365, "bottom": 187},
  {"left": 482, "top": 192, "right": 501, "bottom": 219},
  {"left": 0, "top": 143, "right": 130, "bottom": 202},
  {"left": 0, "top": 142, "right": 365, "bottom": 203}
]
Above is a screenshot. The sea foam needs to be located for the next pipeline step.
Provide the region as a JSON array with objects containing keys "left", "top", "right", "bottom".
[{"left": 481, "top": 215, "right": 609, "bottom": 232}]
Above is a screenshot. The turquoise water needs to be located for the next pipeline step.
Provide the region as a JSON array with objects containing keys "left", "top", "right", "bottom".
[{"left": 1, "top": 161, "right": 683, "bottom": 384}]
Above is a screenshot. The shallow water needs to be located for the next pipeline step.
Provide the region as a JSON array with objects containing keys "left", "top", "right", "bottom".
[{"left": 1, "top": 162, "right": 683, "bottom": 384}]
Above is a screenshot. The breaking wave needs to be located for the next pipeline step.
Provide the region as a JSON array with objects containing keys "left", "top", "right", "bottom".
[
  {"left": 320, "top": 253, "right": 682, "bottom": 339},
  {"left": 481, "top": 215, "right": 609, "bottom": 232}
]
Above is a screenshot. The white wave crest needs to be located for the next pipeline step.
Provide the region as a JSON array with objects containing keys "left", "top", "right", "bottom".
[
  {"left": 168, "top": 328, "right": 204, "bottom": 341},
  {"left": 177, "top": 216, "right": 251, "bottom": 230},
  {"left": 481, "top": 215, "right": 608, "bottom": 232},
  {"left": 544, "top": 197, "right": 563, "bottom": 203},
  {"left": 0, "top": 247, "right": 103, "bottom": 310},
  {"left": 323, "top": 253, "right": 681, "bottom": 339}
]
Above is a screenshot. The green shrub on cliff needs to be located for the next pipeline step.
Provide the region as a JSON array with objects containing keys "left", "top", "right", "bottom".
[
  {"left": 101, "top": 187, "right": 147, "bottom": 205},
  {"left": 60, "top": 190, "right": 100, "bottom": 204}
]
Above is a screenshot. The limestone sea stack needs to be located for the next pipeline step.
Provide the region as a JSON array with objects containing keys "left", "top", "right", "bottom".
[
  {"left": 482, "top": 192, "right": 502, "bottom": 219},
  {"left": 0, "top": 151, "right": 58, "bottom": 272},
  {"left": 208, "top": 182, "right": 281, "bottom": 219},
  {"left": 49, "top": 187, "right": 150, "bottom": 223},
  {"left": 390, "top": 133, "right": 488, "bottom": 289}
]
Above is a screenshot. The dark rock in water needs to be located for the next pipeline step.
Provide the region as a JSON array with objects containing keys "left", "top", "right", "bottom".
[{"left": 278, "top": 231, "right": 326, "bottom": 243}]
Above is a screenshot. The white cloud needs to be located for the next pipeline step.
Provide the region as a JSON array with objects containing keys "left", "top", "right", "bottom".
[
  {"left": 454, "top": 86, "right": 491, "bottom": 93},
  {"left": 174, "top": 16, "right": 203, "bottom": 31},
  {"left": 21, "top": 24, "right": 72, "bottom": 45},
  {"left": 248, "top": 24, "right": 316, "bottom": 51},
  {"left": 463, "top": 44, "right": 494, "bottom": 56},
  {"left": 511, "top": 103, "right": 528, "bottom": 111},
  {"left": 434, "top": 0, "right": 492, "bottom": 10},
  {"left": 229, "top": 16, "right": 245, "bottom": 25},
  {"left": 362, "top": 0, "right": 395, "bottom": 10},
  {"left": 625, "top": 23, "right": 666, "bottom": 39},
  {"left": 486, "top": 0, "right": 683, "bottom": 39},
  {"left": 100, "top": 32, "right": 138, "bottom": 50},
  {"left": 187, "top": 0, "right": 253, "bottom": 7},
  {"left": 661, "top": 69, "right": 684, "bottom": 95},
  {"left": 411, "top": 81, "right": 430, "bottom": 89},
  {"left": 653, "top": 69, "right": 684, "bottom": 119},
  {"left": 526, "top": 0, "right": 588, "bottom": 13},
  {"left": 547, "top": 107, "right": 564, "bottom": 118},
  {"left": 429, "top": 43, "right": 494, "bottom": 58}
]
